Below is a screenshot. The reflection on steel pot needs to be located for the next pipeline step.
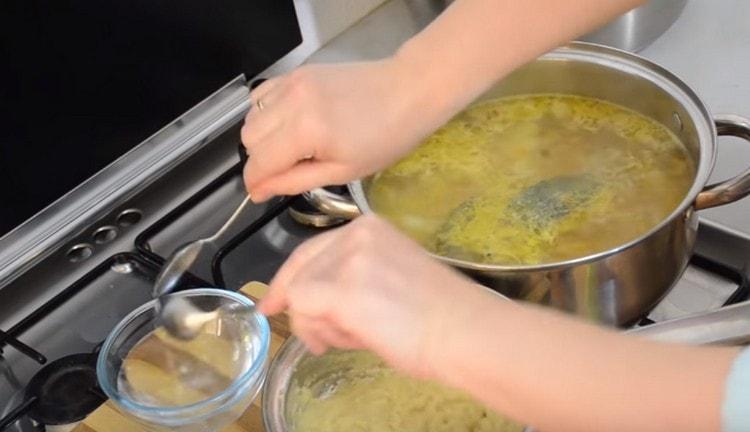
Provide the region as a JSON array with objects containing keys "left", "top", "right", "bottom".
[
  {"left": 440, "top": 0, "right": 687, "bottom": 52},
  {"left": 578, "top": 0, "right": 687, "bottom": 52},
  {"left": 304, "top": 42, "right": 750, "bottom": 326}
]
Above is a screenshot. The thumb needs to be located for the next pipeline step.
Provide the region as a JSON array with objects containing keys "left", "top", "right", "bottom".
[
  {"left": 258, "top": 287, "right": 288, "bottom": 316},
  {"left": 261, "top": 226, "right": 342, "bottom": 315},
  {"left": 250, "top": 161, "right": 348, "bottom": 202}
]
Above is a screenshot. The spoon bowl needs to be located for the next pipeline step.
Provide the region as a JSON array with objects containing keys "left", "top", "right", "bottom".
[
  {"left": 159, "top": 294, "right": 256, "bottom": 340},
  {"left": 152, "top": 195, "right": 253, "bottom": 339}
]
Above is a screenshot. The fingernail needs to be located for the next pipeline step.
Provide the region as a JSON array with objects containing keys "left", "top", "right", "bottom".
[
  {"left": 250, "top": 191, "right": 269, "bottom": 203},
  {"left": 248, "top": 190, "right": 260, "bottom": 203},
  {"left": 309, "top": 344, "right": 326, "bottom": 356},
  {"left": 257, "top": 298, "right": 273, "bottom": 315}
]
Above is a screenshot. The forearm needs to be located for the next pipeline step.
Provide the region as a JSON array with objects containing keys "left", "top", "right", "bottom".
[
  {"left": 392, "top": 0, "right": 645, "bottom": 125},
  {"left": 433, "top": 286, "right": 739, "bottom": 432}
]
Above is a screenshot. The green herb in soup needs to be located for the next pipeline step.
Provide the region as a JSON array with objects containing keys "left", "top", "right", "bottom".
[{"left": 366, "top": 94, "right": 694, "bottom": 265}]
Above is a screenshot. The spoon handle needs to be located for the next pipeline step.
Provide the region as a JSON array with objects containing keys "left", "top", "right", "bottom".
[{"left": 208, "top": 195, "right": 253, "bottom": 242}]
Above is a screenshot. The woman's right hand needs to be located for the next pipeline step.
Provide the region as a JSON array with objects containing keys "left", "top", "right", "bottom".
[
  {"left": 258, "top": 214, "right": 494, "bottom": 379},
  {"left": 241, "top": 59, "right": 454, "bottom": 203}
]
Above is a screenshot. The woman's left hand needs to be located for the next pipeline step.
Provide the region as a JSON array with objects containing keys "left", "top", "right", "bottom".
[
  {"left": 262, "top": 215, "right": 741, "bottom": 432},
  {"left": 259, "top": 214, "right": 490, "bottom": 379}
]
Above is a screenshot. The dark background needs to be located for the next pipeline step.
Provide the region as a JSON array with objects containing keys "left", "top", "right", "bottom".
[{"left": 0, "top": 1, "right": 302, "bottom": 237}]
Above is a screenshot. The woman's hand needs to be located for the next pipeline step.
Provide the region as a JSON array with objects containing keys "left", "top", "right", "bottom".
[
  {"left": 241, "top": 59, "right": 452, "bottom": 203},
  {"left": 260, "top": 215, "right": 739, "bottom": 432},
  {"left": 259, "top": 214, "right": 490, "bottom": 378},
  {"left": 239, "top": 0, "right": 645, "bottom": 204}
]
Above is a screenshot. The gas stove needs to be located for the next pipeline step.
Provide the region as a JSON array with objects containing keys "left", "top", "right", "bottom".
[
  {"left": 1, "top": 144, "right": 749, "bottom": 431},
  {"left": 0, "top": 151, "right": 332, "bottom": 430},
  {"left": 2, "top": 1, "right": 750, "bottom": 431}
]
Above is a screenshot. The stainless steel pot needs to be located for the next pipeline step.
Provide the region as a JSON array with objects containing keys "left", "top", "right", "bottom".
[
  {"left": 440, "top": 0, "right": 687, "bottom": 52},
  {"left": 262, "top": 298, "right": 750, "bottom": 432},
  {"left": 304, "top": 42, "right": 750, "bottom": 326},
  {"left": 578, "top": 0, "right": 687, "bottom": 52}
]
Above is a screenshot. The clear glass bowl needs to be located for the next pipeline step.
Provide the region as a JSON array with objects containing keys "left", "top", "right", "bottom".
[{"left": 97, "top": 288, "right": 270, "bottom": 432}]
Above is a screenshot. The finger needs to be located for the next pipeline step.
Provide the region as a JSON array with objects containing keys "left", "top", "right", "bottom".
[
  {"left": 249, "top": 77, "right": 280, "bottom": 107},
  {"left": 257, "top": 288, "right": 289, "bottom": 316},
  {"left": 243, "top": 133, "right": 315, "bottom": 196},
  {"left": 291, "top": 314, "right": 362, "bottom": 354},
  {"left": 241, "top": 112, "right": 281, "bottom": 149},
  {"left": 267, "top": 248, "right": 346, "bottom": 318},
  {"left": 250, "top": 161, "right": 349, "bottom": 202},
  {"left": 260, "top": 228, "right": 344, "bottom": 315},
  {"left": 284, "top": 277, "right": 343, "bottom": 319},
  {"left": 291, "top": 314, "right": 329, "bottom": 355},
  {"left": 242, "top": 76, "right": 285, "bottom": 143},
  {"left": 315, "top": 320, "right": 364, "bottom": 351},
  {"left": 299, "top": 316, "right": 338, "bottom": 354},
  {"left": 270, "top": 227, "right": 343, "bottom": 288},
  {"left": 283, "top": 278, "right": 368, "bottom": 351}
]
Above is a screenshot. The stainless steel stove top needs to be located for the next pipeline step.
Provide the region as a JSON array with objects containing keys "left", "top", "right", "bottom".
[{"left": 2, "top": 1, "right": 750, "bottom": 430}]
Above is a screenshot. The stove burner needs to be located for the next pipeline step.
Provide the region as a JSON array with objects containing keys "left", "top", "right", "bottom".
[
  {"left": 289, "top": 189, "right": 349, "bottom": 228},
  {"left": 0, "top": 353, "right": 105, "bottom": 430},
  {"left": 25, "top": 353, "right": 104, "bottom": 426}
]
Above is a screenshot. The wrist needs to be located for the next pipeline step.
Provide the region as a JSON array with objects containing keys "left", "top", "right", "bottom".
[
  {"left": 382, "top": 43, "right": 464, "bottom": 144},
  {"left": 420, "top": 276, "right": 509, "bottom": 384},
  {"left": 391, "top": 41, "right": 459, "bottom": 116}
]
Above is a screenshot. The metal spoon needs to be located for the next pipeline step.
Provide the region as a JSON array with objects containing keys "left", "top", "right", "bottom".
[
  {"left": 159, "top": 295, "right": 256, "bottom": 340},
  {"left": 152, "top": 195, "right": 254, "bottom": 339}
]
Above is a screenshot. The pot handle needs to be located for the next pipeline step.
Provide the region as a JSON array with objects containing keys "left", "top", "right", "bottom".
[
  {"left": 695, "top": 114, "right": 750, "bottom": 210},
  {"left": 303, "top": 188, "right": 362, "bottom": 219}
]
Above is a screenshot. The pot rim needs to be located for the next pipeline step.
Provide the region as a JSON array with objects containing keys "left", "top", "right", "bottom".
[{"left": 348, "top": 41, "right": 717, "bottom": 273}]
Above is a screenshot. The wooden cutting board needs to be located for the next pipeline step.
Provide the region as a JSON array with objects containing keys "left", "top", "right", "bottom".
[{"left": 76, "top": 282, "right": 290, "bottom": 432}]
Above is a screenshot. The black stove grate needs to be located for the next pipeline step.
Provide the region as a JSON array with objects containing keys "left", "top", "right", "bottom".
[
  {"left": 0, "top": 332, "right": 45, "bottom": 367},
  {"left": 134, "top": 162, "right": 242, "bottom": 271},
  {"left": 211, "top": 196, "right": 295, "bottom": 287},
  {"left": 133, "top": 152, "right": 299, "bottom": 289},
  {"left": 0, "top": 254, "right": 157, "bottom": 362},
  {"left": 0, "top": 181, "right": 303, "bottom": 430},
  {"left": 0, "top": 253, "right": 157, "bottom": 431},
  {"left": 0, "top": 179, "right": 301, "bottom": 430},
  {"left": 0, "top": 399, "right": 36, "bottom": 432}
]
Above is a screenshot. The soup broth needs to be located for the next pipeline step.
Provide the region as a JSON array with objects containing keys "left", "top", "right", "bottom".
[
  {"left": 287, "top": 350, "right": 522, "bottom": 432},
  {"left": 366, "top": 94, "right": 694, "bottom": 265}
]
